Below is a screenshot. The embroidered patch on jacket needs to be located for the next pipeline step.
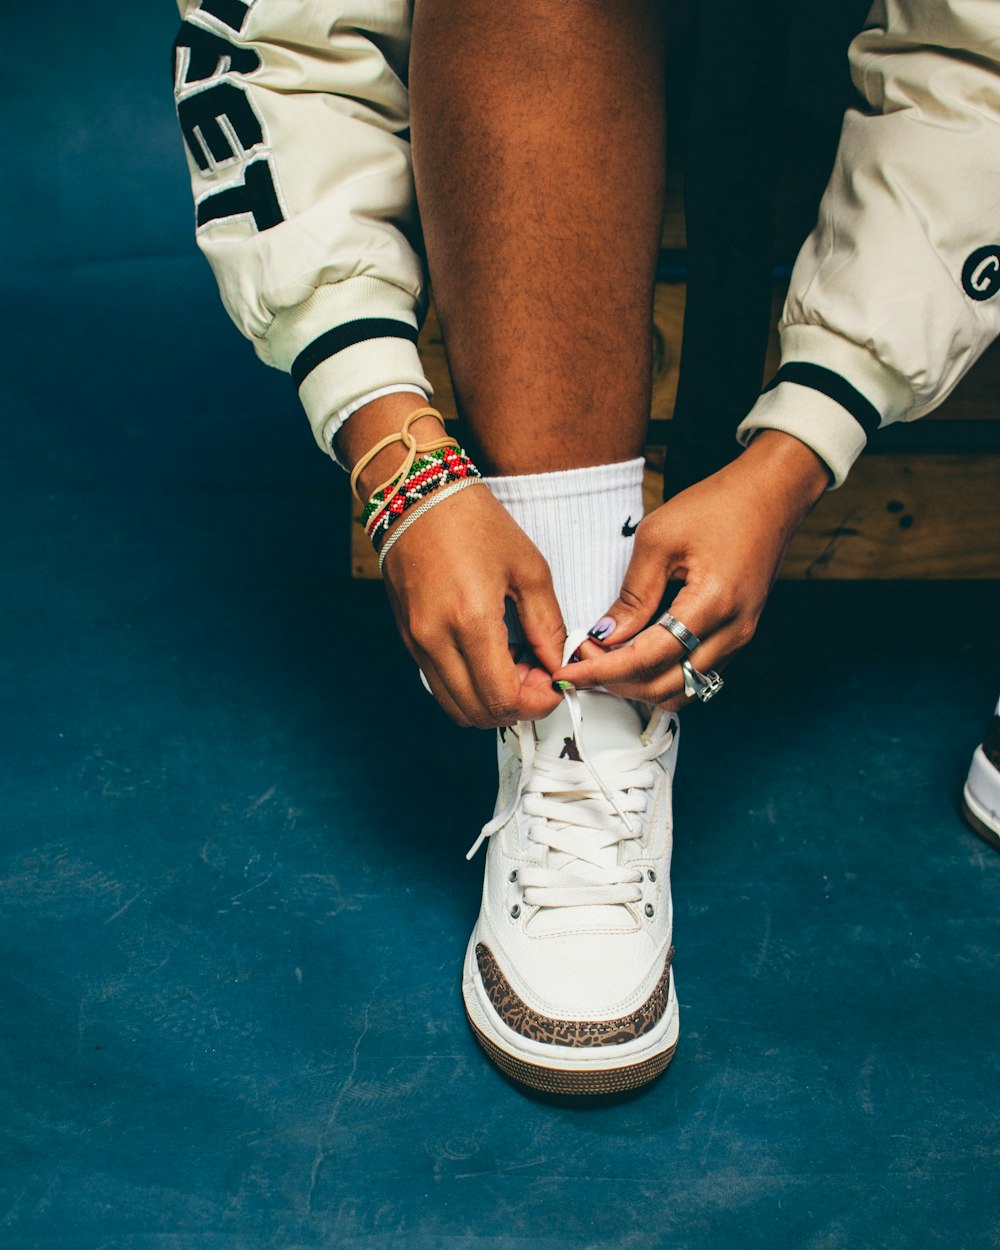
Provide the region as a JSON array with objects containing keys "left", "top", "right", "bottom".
[
  {"left": 962, "top": 246, "right": 1000, "bottom": 302},
  {"left": 174, "top": 0, "right": 286, "bottom": 234},
  {"left": 476, "top": 943, "right": 674, "bottom": 1047}
]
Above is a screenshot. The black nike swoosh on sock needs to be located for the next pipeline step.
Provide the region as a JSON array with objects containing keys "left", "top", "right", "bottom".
[{"left": 622, "top": 516, "right": 638, "bottom": 537}]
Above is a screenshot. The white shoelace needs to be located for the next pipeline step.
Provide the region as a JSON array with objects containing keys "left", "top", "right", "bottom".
[{"left": 466, "top": 685, "right": 675, "bottom": 910}]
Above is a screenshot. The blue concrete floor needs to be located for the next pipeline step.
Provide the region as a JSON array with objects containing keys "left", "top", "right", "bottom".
[{"left": 4, "top": 7, "right": 1000, "bottom": 1249}]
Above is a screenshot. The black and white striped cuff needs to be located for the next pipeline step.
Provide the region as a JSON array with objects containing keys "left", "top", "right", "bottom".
[
  {"left": 265, "top": 278, "right": 433, "bottom": 457},
  {"left": 762, "top": 363, "right": 882, "bottom": 441},
  {"left": 290, "top": 318, "right": 420, "bottom": 391},
  {"left": 737, "top": 330, "right": 914, "bottom": 487}
]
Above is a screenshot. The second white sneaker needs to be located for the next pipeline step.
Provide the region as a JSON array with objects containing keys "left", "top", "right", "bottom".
[
  {"left": 463, "top": 665, "right": 681, "bottom": 1096},
  {"left": 962, "top": 697, "right": 1000, "bottom": 852}
]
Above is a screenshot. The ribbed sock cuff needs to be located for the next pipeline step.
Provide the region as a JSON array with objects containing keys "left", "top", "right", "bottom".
[{"left": 485, "top": 458, "right": 645, "bottom": 631}]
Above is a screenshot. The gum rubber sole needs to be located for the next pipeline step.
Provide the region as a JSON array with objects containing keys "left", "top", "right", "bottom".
[
  {"left": 961, "top": 794, "right": 1000, "bottom": 853},
  {"left": 467, "top": 1011, "right": 678, "bottom": 1096}
]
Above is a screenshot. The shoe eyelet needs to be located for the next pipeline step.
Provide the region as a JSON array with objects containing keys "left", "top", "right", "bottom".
[
  {"left": 510, "top": 904, "right": 521, "bottom": 919},
  {"left": 647, "top": 869, "right": 657, "bottom": 882},
  {"left": 509, "top": 870, "right": 518, "bottom": 883},
  {"left": 644, "top": 903, "right": 655, "bottom": 918}
]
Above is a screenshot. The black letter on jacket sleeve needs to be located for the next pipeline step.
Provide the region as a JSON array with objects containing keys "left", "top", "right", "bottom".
[
  {"left": 174, "top": 22, "right": 261, "bottom": 87},
  {"left": 178, "top": 81, "right": 264, "bottom": 170},
  {"left": 196, "top": 156, "right": 283, "bottom": 231},
  {"left": 197, "top": 0, "right": 252, "bottom": 35}
]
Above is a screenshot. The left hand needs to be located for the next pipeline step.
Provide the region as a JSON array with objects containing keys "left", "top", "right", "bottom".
[{"left": 551, "top": 431, "right": 830, "bottom": 709}]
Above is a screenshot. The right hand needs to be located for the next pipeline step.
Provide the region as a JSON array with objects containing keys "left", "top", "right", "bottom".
[{"left": 380, "top": 483, "right": 567, "bottom": 728}]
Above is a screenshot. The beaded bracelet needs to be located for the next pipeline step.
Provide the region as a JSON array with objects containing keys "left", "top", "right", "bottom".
[
  {"left": 364, "top": 445, "right": 481, "bottom": 547},
  {"left": 351, "top": 407, "right": 483, "bottom": 552}
]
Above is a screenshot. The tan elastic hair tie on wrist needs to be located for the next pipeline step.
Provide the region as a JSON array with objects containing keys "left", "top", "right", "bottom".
[{"left": 349, "top": 407, "right": 454, "bottom": 506}]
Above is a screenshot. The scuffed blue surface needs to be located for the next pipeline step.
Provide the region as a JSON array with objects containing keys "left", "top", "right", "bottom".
[{"left": 2, "top": 5, "right": 999, "bottom": 1248}]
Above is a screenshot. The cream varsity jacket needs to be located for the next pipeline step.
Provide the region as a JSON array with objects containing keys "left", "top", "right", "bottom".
[
  {"left": 172, "top": 0, "right": 430, "bottom": 456},
  {"left": 738, "top": 0, "right": 1000, "bottom": 484},
  {"left": 173, "top": 0, "right": 1000, "bottom": 486}
]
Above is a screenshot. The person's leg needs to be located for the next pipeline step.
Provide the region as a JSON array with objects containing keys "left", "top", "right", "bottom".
[
  {"left": 411, "top": 0, "right": 666, "bottom": 476},
  {"left": 410, "top": 1, "right": 679, "bottom": 1096},
  {"left": 411, "top": 0, "right": 666, "bottom": 632}
]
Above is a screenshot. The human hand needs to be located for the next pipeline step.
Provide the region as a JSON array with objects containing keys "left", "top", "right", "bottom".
[
  {"left": 552, "top": 431, "right": 830, "bottom": 709},
  {"left": 336, "top": 393, "right": 566, "bottom": 728},
  {"left": 381, "top": 482, "right": 566, "bottom": 728}
]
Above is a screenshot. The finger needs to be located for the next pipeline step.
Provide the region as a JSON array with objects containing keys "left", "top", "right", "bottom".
[
  {"left": 469, "top": 641, "right": 561, "bottom": 724},
  {"left": 583, "top": 520, "right": 680, "bottom": 648},
  {"left": 658, "top": 686, "right": 698, "bottom": 714},
  {"left": 554, "top": 580, "right": 730, "bottom": 691},
  {"left": 455, "top": 612, "right": 542, "bottom": 727},
  {"left": 459, "top": 596, "right": 561, "bottom": 721},
  {"left": 586, "top": 622, "right": 740, "bottom": 706},
  {"left": 515, "top": 662, "right": 563, "bottom": 721},
  {"left": 657, "top": 637, "right": 734, "bottom": 709},
  {"left": 399, "top": 590, "right": 558, "bottom": 727},
  {"left": 441, "top": 600, "right": 562, "bottom": 727},
  {"left": 381, "top": 582, "right": 476, "bottom": 726},
  {"left": 598, "top": 651, "right": 724, "bottom": 706},
  {"left": 555, "top": 628, "right": 688, "bottom": 691},
  {"left": 566, "top": 637, "right": 605, "bottom": 665},
  {"left": 412, "top": 651, "right": 475, "bottom": 727},
  {"left": 510, "top": 565, "right": 567, "bottom": 677},
  {"left": 652, "top": 599, "right": 752, "bottom": 709},
  {"left": 386, "top": 580, "right": 505, "bottom": 728}
]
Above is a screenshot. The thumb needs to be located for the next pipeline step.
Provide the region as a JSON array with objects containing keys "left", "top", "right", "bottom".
[{"left": 587, "top": 523, "right": 679, "bottom": 646}]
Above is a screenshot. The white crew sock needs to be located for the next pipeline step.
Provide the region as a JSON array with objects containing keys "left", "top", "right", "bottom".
[{"left": 485, "top": 458, "right": 646, "bottom": 633}]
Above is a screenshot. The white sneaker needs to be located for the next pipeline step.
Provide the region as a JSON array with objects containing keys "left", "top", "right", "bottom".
[
  {"left": 962, "top": 697, "right": 1000, "bottom": 852},
  {"left": 462, "top": 653, "right": 681, "bottom": 1096}
]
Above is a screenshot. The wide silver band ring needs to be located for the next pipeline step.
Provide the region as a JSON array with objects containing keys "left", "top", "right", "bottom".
[
  {"left": 681, "top": 658, "right": 724, "bottom": 704},
  {"left": 657, "top": 611, "right": 701, "bottom": 653}
]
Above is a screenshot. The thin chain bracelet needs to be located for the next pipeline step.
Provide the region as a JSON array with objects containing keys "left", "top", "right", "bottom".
[{"left": 378, "top": 477, "right": 487, "bottom": 574}]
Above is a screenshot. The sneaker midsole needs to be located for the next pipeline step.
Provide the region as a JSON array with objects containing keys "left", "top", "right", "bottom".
[{"left": 461, "top": 931, "right": 680, "bottom": 1072}]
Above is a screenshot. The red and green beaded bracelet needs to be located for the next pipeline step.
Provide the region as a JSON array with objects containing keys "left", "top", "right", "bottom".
[{"left": 364, "top": 445, "right": 481, "bottom": 548}]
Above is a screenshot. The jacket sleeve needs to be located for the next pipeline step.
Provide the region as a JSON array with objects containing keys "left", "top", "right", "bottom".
[
  {"left": 172, "top": 0, "right": 431, "bottom": 456},
  {"left": 736, "top": 0, "right": 1000, "bottom": 486}
]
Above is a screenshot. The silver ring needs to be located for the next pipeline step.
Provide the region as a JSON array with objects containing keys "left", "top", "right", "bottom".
[
  {"left": 681, "top": 658, "right": 724, "bottom": 704},
  {"left": 657, "top": 612, "right": 701, "bottom": 653}
]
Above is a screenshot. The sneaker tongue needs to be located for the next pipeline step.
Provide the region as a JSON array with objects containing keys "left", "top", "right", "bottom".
[{"left": 533, "top": 689, "right": 644, "bottom": 758}]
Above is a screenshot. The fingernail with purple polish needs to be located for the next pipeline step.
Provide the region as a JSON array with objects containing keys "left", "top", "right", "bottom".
[{"left": 588, "top": 616, "right": 616, "bottom": 642}]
